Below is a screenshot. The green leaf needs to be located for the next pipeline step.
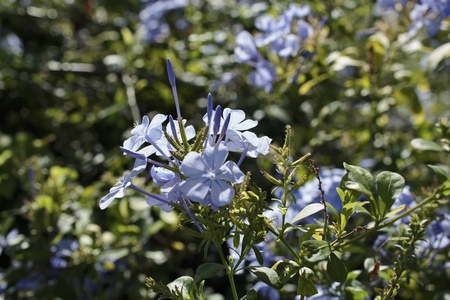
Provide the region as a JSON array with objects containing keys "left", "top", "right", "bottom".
[
  {"left": 327, "top": 253, "right": 348, "bottom": 282},
  {"left": 385, "top": 204, "right": 406, "bottom": 218},
  {"left": 298, "top": 225, "right": 321, "bottom": 246},
  {"left": 325, "top": 202, "right": 339, "bottom": 219},
  {"left": 247, "top": 266, "right": 283, "bottom": 289},
  {"left": 346, "top": 286, "right": 370, "bottom": 300},
  {"left": 353, "top": 204, "right": 372, "bottom": 216},
  {"left": 200, "top": 240, "right": 210, "bottom": 259},
  {"left": 302, "top": 240, "right": 330, "bottom": 262},
  {"left": 340, "top": 202, "right": 369, "bottom": 230},
  {"left": 252, "top": 246, "right": 264, "bottom": 266},
  {"left": 298, "top": 79, "right": 318, "bottom": 95},
  {"left": 121, "top": 27, "right": 134, "bottom": 46},
  {"left": 36, "top": 195, "right": 54, "bottom": 212},
  {"left": 336, "top": 187, "right": 345, "bottom": 203},
  {"left": 167, "top": 276, "right": 195, "bottom": 298},
  {"left": 297, "top": 267, "right": 318, "bottom": 296},
  {"left": 339, "top": 174, "right": 362, "bottom": 203},
  {"left": 233, "top": 232, "right": 240, "bottom": 250},
  {"left": 194, "top": 263, "right": 225, "bottom": 282},
  {"left": 343, "top": 163, "right": 377, "bottom": 217},
  {"left": 428, "top": 164, "right": 448, "bottom": 185},
  {"left": 411, "top": 138, "right": 445, "bottom": 152},
  {"left": 376, "top": 171, "right": 405, "bottom": 219},
  {"left": 240, "top": 289, "right": 257, "bottom": 300},
  {"left": 289, "top": 203, "right": 323, "bottom": 224}
]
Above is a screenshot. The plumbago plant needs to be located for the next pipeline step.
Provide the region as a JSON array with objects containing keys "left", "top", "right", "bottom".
[{"left": 99, "top": 59, "right": 449, "bottom": 299}]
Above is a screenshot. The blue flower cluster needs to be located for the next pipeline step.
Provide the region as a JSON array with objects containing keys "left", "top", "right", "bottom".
[
  {"left": 139, "top": 0, "right": 188, "bottom": 43},
  {"left": 409, "top": 0, "right": 450, "bottom": 36},
  {"left": 100, "top": 58, "right": 271, "bottom": 231},
  {"left": 376, "top": 0, "right": 450, "bottom": 36},
  {"left": 234, "top": 4, "right": 318, "bottom": 92}
]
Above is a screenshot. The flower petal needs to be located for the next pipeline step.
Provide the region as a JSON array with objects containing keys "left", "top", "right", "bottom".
[
  {"left": 233, "top": 119, "right": 258, "bottom": 131},
  {"left": 130, "top": 158, "right": 147, "bottom": 177},
  {"left": 180, "top": 152, "right": 208, "bottom": 177},
  {"left": 147, "top": 194, "right": 174, "bottom": 212},
  {"left": 203, "top": 144, "right": 228, "bottom": 170},
  {"left": 180, "top": 177, "right": 211, "bottom": 203},
  {"left": 149, "top": 114, "right": 167, "bottom": 128},
  {"left": 138, "top": 145, "right": 156, "bottom": 157},
  {"left": 99, "top": 190, "right": 120, "bottom": 210},
  {"left": 151, "top": 166, "right": 176, "bottom": 186},
  {"left": 130, "top": 116, "right": 149, "bottom": 135},
  {"left": 210, "top": 179, "right": 235, "bottom": 207},
  {"left": 123, "top": 135, "right": 145, "bottom": 152},
  {"left": 219, "top": 161, "right": 245, "bottom": 183}
]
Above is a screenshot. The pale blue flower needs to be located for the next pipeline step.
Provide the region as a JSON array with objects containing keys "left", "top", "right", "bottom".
[
  {"left": 255, "top": 14, "right": 275, "bottom": 32},
  {"left": 99, "top": 174, "right": 132, "bottom": 209},
  {"left": 122, "top": 114, "right": 166, "bottom": 155},
  {"left": 284, "top": 3, "right": 311, "bottom": 20},
  {"left": 151, "top": 166, "right": 176, "bottom": 186},
  {"left": 254, "top": 15, "right": 291, "bottom": 47},
  {"left": 297, "top": 20, "right": 314, "bottom": 41},
  {"left": 139, "top": 0, "right": 188, "bottom": 43},
  {"left": 235, "top": 31, "right": 258, "bottom": 64},
  {"left": 409, "top": 0, "right": 450, "bottom": 36},
  {"left": 147, "top": 176, "right": 182, "bottom": 212},
  {"left": 272, "top": 34, "right": 300, "bottom": 57},
  {"left": 249, "top": 60, "right": 277, "bottom": 92},
  {"left": 179, "top": 144, "right": 245, "bottom": 207},
  {"left": 226, "top": 130, "right": 272, "bottom": 158}
]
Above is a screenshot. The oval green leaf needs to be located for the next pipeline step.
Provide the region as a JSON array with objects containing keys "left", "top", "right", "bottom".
[
  {"left": 289, "top": 203, "right": 324, "bottom": 224},
  {"left": 327, "top": 253, "right": 348, "bottom": 282},
  {"left": 411, "top": 138, "right": 444, "bottom": 152},
  {"left": 376, "top": 171, "right": 405, "bottom": 219},
  {"left": 247, "top": 266, "right": 283, "bottom": 289},
  {"left": 195, "top": 263, "right": 225, "bottom": 282}
]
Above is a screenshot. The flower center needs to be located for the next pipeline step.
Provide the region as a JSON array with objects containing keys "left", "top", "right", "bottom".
[{"left": 207, "top": 171, "right": 216, "bottom": 180}]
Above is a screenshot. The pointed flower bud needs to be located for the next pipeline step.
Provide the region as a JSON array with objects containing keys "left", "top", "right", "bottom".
[
  {"left": 168, "top": 115, "right": 180, "bottom": 144},
  {"left": 167, "top": 57, "right": 181, "bottom": 119},
  {"left": 213, "top": 105, "right": 221, "bottom": 137},
  {"left": 166, "top": 58, "right": 176, "bottom": 87},
  {"left": 220, "top": 113, "right": 231, "bottom": 137},
  {"left": 207, "top": 93, "right": 213, "bottom": 127},
  {"left": 216, "top": 112, "right": 231, "bottom": 145}
]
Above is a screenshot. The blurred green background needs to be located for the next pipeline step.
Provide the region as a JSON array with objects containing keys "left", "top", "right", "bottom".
[{"left": 0, "top": 0, "right": 449, "bottom": 299}]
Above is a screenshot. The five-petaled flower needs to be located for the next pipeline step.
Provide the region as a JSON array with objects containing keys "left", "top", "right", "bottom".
[{"left": 179, "top": 144, "right": 245, "bottom": 207}]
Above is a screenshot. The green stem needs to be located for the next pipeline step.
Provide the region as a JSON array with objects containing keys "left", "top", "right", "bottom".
[
  {"left": 268, "top": 227, "right": 301, "bottom": 262},
  {"left": 334, "top": 188, "right": 440, "bottom": 248},
  {"left": 178, "top": 118, "right": 190, "bottom": 152},
  {"left": 213, "top": 239, "right": 239, "bottom": 300}
]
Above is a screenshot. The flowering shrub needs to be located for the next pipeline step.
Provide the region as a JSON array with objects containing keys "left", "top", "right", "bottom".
[
  {"left": 0, "top": 0, "right": 448, "bottom": 299},
  {"left": 234, "top": 3, "right": 325, "bottom": 91},
  {"left": 99, "top": 59, "right": 449, "bottom": 299}
]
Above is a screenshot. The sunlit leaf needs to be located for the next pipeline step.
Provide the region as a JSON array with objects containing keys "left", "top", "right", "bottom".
[{"left": 376, "top": 171, "right": 405, "bottom": 219}]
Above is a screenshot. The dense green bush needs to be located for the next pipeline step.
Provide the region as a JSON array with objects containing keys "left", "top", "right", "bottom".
[{"left": 0, "top": 0, "right": 448, "bottom": 299}]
